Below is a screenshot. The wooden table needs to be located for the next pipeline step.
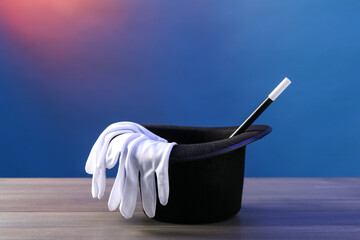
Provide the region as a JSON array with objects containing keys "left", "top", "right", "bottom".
[{"left": 1, "top": 178, "right": 360, "bottom": 239}]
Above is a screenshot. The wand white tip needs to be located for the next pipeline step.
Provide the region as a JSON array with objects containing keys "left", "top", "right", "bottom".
[{"left": 268, "top": 77, "right": 291, "bottom": 101}]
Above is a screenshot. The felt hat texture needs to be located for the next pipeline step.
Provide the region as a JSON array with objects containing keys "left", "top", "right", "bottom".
[{"left": 142, "top": 124, "right": 271, "bottom": 224}]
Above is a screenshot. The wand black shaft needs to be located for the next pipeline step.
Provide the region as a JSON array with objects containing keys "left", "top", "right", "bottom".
[
  {"left": 229, "top": 77, "right": 291, "bottom": 138},
  {"left": 229, "top": 98, "right": 272, "bottom": 138}
]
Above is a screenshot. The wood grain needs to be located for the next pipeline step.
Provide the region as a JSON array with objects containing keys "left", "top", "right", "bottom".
[{"left": 1, "top": 178, "right": 360, "bottom": 239}]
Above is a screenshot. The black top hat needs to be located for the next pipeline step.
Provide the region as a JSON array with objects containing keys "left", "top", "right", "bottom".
[{"left": 142, "top": 124, "right": 271, "bottom": 224}]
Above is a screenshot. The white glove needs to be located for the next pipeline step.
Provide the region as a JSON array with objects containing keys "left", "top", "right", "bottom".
[
  {"left": 85, "top": 122, "right": 176, "bottom": 219},
  {"left": 85, "top": 122, "right": 166, "bottom": 199},
  {"left": 106, "top": 133, "right": 176, "bottom": 218}
]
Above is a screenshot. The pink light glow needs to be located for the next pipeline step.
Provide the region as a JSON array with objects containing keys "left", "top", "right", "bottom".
[
  {"left": 0, "top": 1, "right": 127, "bottom": 55},
  {"left": 0, "top": 1, "right": 129, "bottom": 101}
]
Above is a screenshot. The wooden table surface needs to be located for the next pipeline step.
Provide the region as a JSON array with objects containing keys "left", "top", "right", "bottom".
[{"left": 1, "top": 178, "right": 360, "bottom": 239}]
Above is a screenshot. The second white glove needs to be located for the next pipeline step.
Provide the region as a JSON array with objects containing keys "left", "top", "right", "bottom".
[
  {"left": 106, "top": 133, "right": 176, "bottom": 218},
  {"left": 85, "top": 121, "right": 176, "bottom": 219}
]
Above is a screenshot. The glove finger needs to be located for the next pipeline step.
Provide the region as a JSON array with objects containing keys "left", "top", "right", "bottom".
[
  {"left": 108, "top": 134, "right": 138, "bottom": 211},
  {"left": 91, "top": 169, "right": 99, "bottom": 198},
  {"left": 140, "top": 171, "right": 156, "bottom": 218},
  {"left": 108, "top": 168, "right": 122, "bottom": 211},
  {"left": 117, "top": 142, "right": 129, "bottom": 201},
  {"left": 120, "top": 166, "right": 139, "bottom": 219},
  {"left": 85, "top": 141, "right": 100, "bottom": 174},
  {"left": 113, "top": 133, "right": 142, "bottom": 210},
  {"left": 155, "top": 143, "right": 175, "bottom": 205},
  {"left": 97, "top": 167, "right": 106, "bottom": 199},
  {"left": 155, "top": 170, "right": 169, "bottom": 206},
  {"left": 119, "top": 135, "right": 146, "bottom": 219},
  {"left": 105, "top": 139, "right": 121, "bottom": 169},
  {"left": 85, "top": 159, "right": 95, "bottom": 174}
]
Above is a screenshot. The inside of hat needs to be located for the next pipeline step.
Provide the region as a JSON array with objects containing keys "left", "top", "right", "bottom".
[{"left": 144, "top": 125, "right": 234, "bottom": 144}]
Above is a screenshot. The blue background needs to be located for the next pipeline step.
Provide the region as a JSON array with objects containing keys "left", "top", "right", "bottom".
[{"left": 0, "top": 0, "right": 359, "bottom": 177}]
